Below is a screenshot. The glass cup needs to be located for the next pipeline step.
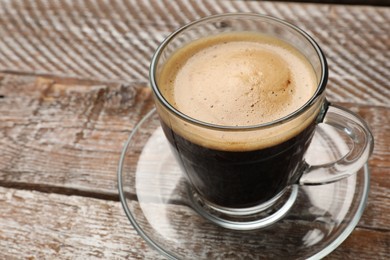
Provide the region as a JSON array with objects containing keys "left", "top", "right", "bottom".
[{"left": 149, "top": 13, "right": 374, "bottom": 230}]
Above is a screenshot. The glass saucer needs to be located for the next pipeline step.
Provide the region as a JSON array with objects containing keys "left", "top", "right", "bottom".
[{"left": 118, "top": 109, "right": 370, "bottom": 259}]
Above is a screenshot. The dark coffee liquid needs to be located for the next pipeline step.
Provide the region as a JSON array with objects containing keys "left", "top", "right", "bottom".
[{"left": 161, "top": 120, "right": 316, "bottom": 208}]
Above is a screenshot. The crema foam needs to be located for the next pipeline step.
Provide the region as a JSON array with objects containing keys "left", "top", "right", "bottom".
[{"left": 159, "top": 32, "right": 317, "bottom": 127}]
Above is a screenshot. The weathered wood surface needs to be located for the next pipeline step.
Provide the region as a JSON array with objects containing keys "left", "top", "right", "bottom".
[
  {"left": 0, "top": 186, "right": 165, "bottom": 259},
  {"left": 0, "top": 75, "right": 154, "bottom": 199},
  {"left": 272, "top": 0, "right": 390, "bottom": 6},
  {"left": 2, "top": 185, "right": 389, "bottom": 259},
  {"left": 0, "top": 0, "right": 389, "bottom": 259},
  {"left": 0, "top": 0, "right": 389, "bottom": 104}
]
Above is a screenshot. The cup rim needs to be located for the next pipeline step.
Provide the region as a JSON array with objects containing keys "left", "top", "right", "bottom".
[{"left": 149, "top": 13, "right": 328, "bottom": 131}]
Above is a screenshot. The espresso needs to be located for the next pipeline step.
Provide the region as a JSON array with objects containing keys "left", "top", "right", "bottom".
[
  {"left": 160, "top": 119, "right": 316, "bottom": 208},
  {"left": 156, "top": 32, "right": 318, "bottom": 208},
  {"left": 159, "top": 32, "right": 316, "bottom": 129}
]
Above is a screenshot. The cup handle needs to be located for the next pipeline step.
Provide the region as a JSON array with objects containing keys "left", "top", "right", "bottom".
[{"left": 298, "top": 103, "right": 374, "bottom": 185}]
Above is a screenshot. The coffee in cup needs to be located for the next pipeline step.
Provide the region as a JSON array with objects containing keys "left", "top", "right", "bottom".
[
  {"left": 149, "top": 14, "right": 373, "bottom": 229},
  {"left": 157, "top": 32, "right": 318, "bottom": 208}
]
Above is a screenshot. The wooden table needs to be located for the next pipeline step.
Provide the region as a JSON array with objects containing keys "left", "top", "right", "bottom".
[{"left": 0, "top": 0, "right": 388, "bottom": 259}]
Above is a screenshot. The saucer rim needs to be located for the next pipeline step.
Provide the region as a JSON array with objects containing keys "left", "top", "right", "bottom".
[{"left": 118, "top": 108, "right": 370, "bottom": 260}]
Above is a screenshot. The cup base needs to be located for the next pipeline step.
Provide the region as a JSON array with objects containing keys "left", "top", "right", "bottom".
[{"left": 188, "top": 185, "right": 298, "bottom": 230}]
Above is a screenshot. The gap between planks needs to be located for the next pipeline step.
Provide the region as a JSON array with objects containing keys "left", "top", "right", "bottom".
[{"left": 0, "top": 181, "right": 119, "bottom": 202}]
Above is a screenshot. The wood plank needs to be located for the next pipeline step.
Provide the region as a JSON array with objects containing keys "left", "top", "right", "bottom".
[
  {"left": 0, "top": 74, "right": 388, "bottom": 229},
  {"left": 326, "top": 227, "right": 390, "bottom": 259},
  {"left": 0, "top": 1, "right": 388, "bottom": 108},
  {"left": 0, "top": 0, "right": 387, "bottom": 259},
  {"left": 359, "top": 167, "right": 390, "bottom": 230},
  {"left": 0, "top": 186, "right": 388, "bottom": 259},
  {"left": 266, "top": 0, "right": 390, "bottom": 6},
  {"left": 0, "top": 75, "right": 154, "bottom": 197},
  {"left": 0, "top": 187, "right": 164, "bottom": 259}
]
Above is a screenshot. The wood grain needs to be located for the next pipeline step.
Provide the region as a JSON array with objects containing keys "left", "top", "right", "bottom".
[
  {"left": 0, "top": 0, "right": 388, "bottom": 259},
  {"left": 0, "top": 186, "right": 164, "bottom": 259},
  {"left": 0, "top": 0, "right": 389, "bottom": 108},
  {"left": 0, "top": 75, "right": 387, "bottom": 200},
  {"left": 328, "top": 227, "right": 389, "bottom": 259},
  {"left": 0, "top": 75, "right": 154, "bottom": 198},
  {"left": 0, "top": 186, "right": 388, "bottom": 259},
  {"left": 265, "top": 0, "right": 390, "bottom": 6},
  {"left": 0, "top": 76, "right": 388, "bottom": 258}
]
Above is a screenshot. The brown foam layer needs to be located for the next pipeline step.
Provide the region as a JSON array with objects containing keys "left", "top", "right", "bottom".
[{"left": 157, "top": 32, "right": 319, "bottom": 151}]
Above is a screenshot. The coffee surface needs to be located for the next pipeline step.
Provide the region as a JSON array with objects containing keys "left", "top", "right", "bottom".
[{"left": 159, "top": 32, "right": 317, "bottom": 126}]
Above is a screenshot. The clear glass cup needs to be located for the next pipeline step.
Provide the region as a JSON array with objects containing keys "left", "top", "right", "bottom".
[{"left": 149, "top": 13, "right": 374, "bottom": 229}]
